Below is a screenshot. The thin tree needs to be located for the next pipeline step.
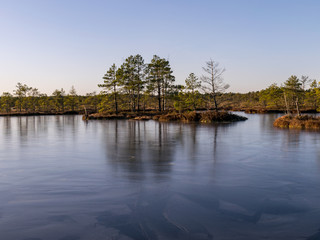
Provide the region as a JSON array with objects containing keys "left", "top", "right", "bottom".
[
  {"left": 98, "top": 64, "right": 120, "bottom": 113},
  {"left": 201, "top": 59, "right": 229, "bottom": 111},
  {"left": 185, "top": 73, "right": 201, "bottom": 110},
  {"left": 28, "top": 87, "right": 40, "bottom": 112},
  {"left": 283, "top": 75, "right": 303, "bottom": 115},
  {"left": 65, "top": 86, "right": 78, "bottom": 111},
  {"left": 300, "top": 75, "right": 311, "bottom": 91},
  {"left": 120, "top": 57, "right": 136, "bottom": 111},
  {"left": 161, "top": 61, "right": 175, "bottom": 111},
  {"left": 52, "top": 88, "right": 66, "bottom": 112},
  {"left": 146, "top": 55, "right": 174, "bottom": 111},
  {"left": 14, "top": 83, "right": 31, "bottom": 112}
]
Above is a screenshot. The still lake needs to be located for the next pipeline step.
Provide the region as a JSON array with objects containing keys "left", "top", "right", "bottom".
[{"left": 0, "top": 114, "right": 320, "bottom": 240}]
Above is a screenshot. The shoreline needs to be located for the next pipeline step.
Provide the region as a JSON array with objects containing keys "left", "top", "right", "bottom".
[
  {"left": 0, "top": 111, "right": 82, "bottom": 117},
  {"left": 1, "top": 107, "right": 318, "bottom": 117},
  {"left": 85, "top": 111, "right": 248, "bottom": 123}
]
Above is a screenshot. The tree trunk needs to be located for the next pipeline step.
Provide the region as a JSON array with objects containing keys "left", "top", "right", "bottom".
[
  {"left": 283, "top": 92, "right": 290, "bottom": 115},
  {"left": 295, "top": 97, "right": 301, "bottom": 116},
  {"left": 158, "top": 84, "right": 161, "bottom": 112},
  {"left": 213, "top": 94, "right": 218, "bottom": 111},
  {"left": 137, "top": 88, "right": 140, "bottom": 112},
  {"left": 114, "top": 91, "right": 118, "bottom": 114},
  {"left": 162, "top": 90, "right": 165, "bottom": 111},
  {"left": 192, "top": 90, "right": 196, "bottom": 111}
]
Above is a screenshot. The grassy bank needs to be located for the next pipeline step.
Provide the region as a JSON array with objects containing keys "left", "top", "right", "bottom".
[
  {"left": 273, "top": 115, "right": 320, "bottom": 130},
  {"left": 86, "top": 111, "right": 247, "bottom": 123}
]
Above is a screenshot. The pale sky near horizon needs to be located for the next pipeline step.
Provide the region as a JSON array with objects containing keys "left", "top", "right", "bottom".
[{"left": 1, "top": 0, "right": 320, "bottom": 95}]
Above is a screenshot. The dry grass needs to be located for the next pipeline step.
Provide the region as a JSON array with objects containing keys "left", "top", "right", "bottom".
[
  {"left": 244, "top": 108, "right": 268, "bottom": 114},
  {"left": 158, "top": 111, "right": 247, "bottom": 123},
  {"left": 88, "top": 111, "right": 248, "bottom": 123},
  {"left": 273, "top": 115, "right": 320, "bottom": 130},
  {"left": 158, "top": 113, "right": 182, "bottom": 121},
  {"left": 200, "top": 111, "right": 247, "bottom": 123},
  {"left": 87, "top": 112, "right": 126, "bottom": 120}
]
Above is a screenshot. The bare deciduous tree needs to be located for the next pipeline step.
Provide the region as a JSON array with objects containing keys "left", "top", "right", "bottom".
[
  {"left": 300, "top": 75, "right": 311, "bottom": 90},
  {"left": 201, "top": 59, "right": 229, "bottom": 111}
]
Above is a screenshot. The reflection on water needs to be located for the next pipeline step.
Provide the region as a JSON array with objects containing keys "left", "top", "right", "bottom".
[{"left": 1, "top": 114, "right": 320, "bottom": 239}]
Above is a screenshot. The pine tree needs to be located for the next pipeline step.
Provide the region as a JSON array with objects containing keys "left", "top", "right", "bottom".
[
  {"left": 283, "top": 75, "right": 303, "bottom": 115},
  {"left": 146, "top": 55, "right": 174, "bottom": 111},
  {"left": 185, "top": 73, "right": 201, "bottom": 110},
  {"left": 98, "top": 64, "right": 120, "bottom": 113}
]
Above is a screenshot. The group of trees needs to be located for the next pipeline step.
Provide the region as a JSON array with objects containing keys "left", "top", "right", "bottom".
[
  {"left": 0, "top": 55, "right": 230, "bottom": 114},
  {"left": 98, "top": 55, "right": 229, "bottom": 113},
  {"left": 0, "top": 84, "right": 97, "bottom": 113},
  {"left": 2, "top": 54, "right": 319, "bottom": 115},
  {"left": 98, "top": 54, "right": 176, "bottom": 113},
  {"left": 259, "top": 75, "right": 320, "bottom": 114},
  {"left": 212, "top": 76, "right": 320, "bottom": 113}
]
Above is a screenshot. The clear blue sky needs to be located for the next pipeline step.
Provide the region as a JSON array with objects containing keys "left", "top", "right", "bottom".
[{"left": 1, "top": 0, "right": 320, "bottom": 95}]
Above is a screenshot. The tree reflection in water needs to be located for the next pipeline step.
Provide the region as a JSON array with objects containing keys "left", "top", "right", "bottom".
[{"left": 0, "top": 115, "right": 320, "bottom": 240}]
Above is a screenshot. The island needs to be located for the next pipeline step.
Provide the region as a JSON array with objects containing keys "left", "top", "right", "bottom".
[{"left": 273, "top": 115, "right": 320, "bottom": 130}]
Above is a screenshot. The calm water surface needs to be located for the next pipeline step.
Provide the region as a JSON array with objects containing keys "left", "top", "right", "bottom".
[{"left": 0, "top": 114, "right": 320, "bottom": 240}]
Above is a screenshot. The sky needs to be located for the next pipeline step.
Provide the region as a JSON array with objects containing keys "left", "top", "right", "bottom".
[{"left": 1, "top": 0, "right": 320, "bottom": 95}]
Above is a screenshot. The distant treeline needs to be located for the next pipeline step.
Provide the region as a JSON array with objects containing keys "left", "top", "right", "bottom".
[
  {"left": 0, "top": 55, "right": 319, "bottom": 114},
  {"left": 224, "top": 75, "right": 320, "bottom": 114}
]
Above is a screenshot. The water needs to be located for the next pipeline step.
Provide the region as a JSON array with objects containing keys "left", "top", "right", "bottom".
[{"left": 0, "top": 114, "right": 320, "bottom": 240}]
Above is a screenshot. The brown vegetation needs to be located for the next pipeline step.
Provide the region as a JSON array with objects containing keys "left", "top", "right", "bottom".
[
  {"left": 86, "top": 111, "right": 247, "bottom": 123},
  {"left": 273, "top": 115, "right": 320, "bottom": 130},
  {"left": 85, "top": 112, "right": 126, "bottom": 120},
  {"left": 85, "top": 111, "right": 161, "bottom": 120},
  {"left": 234, "top": 108, "right": 317, "bottom": 114},
  {"left": 199, "top": 111, "right": 247, "bottom": 123}
]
